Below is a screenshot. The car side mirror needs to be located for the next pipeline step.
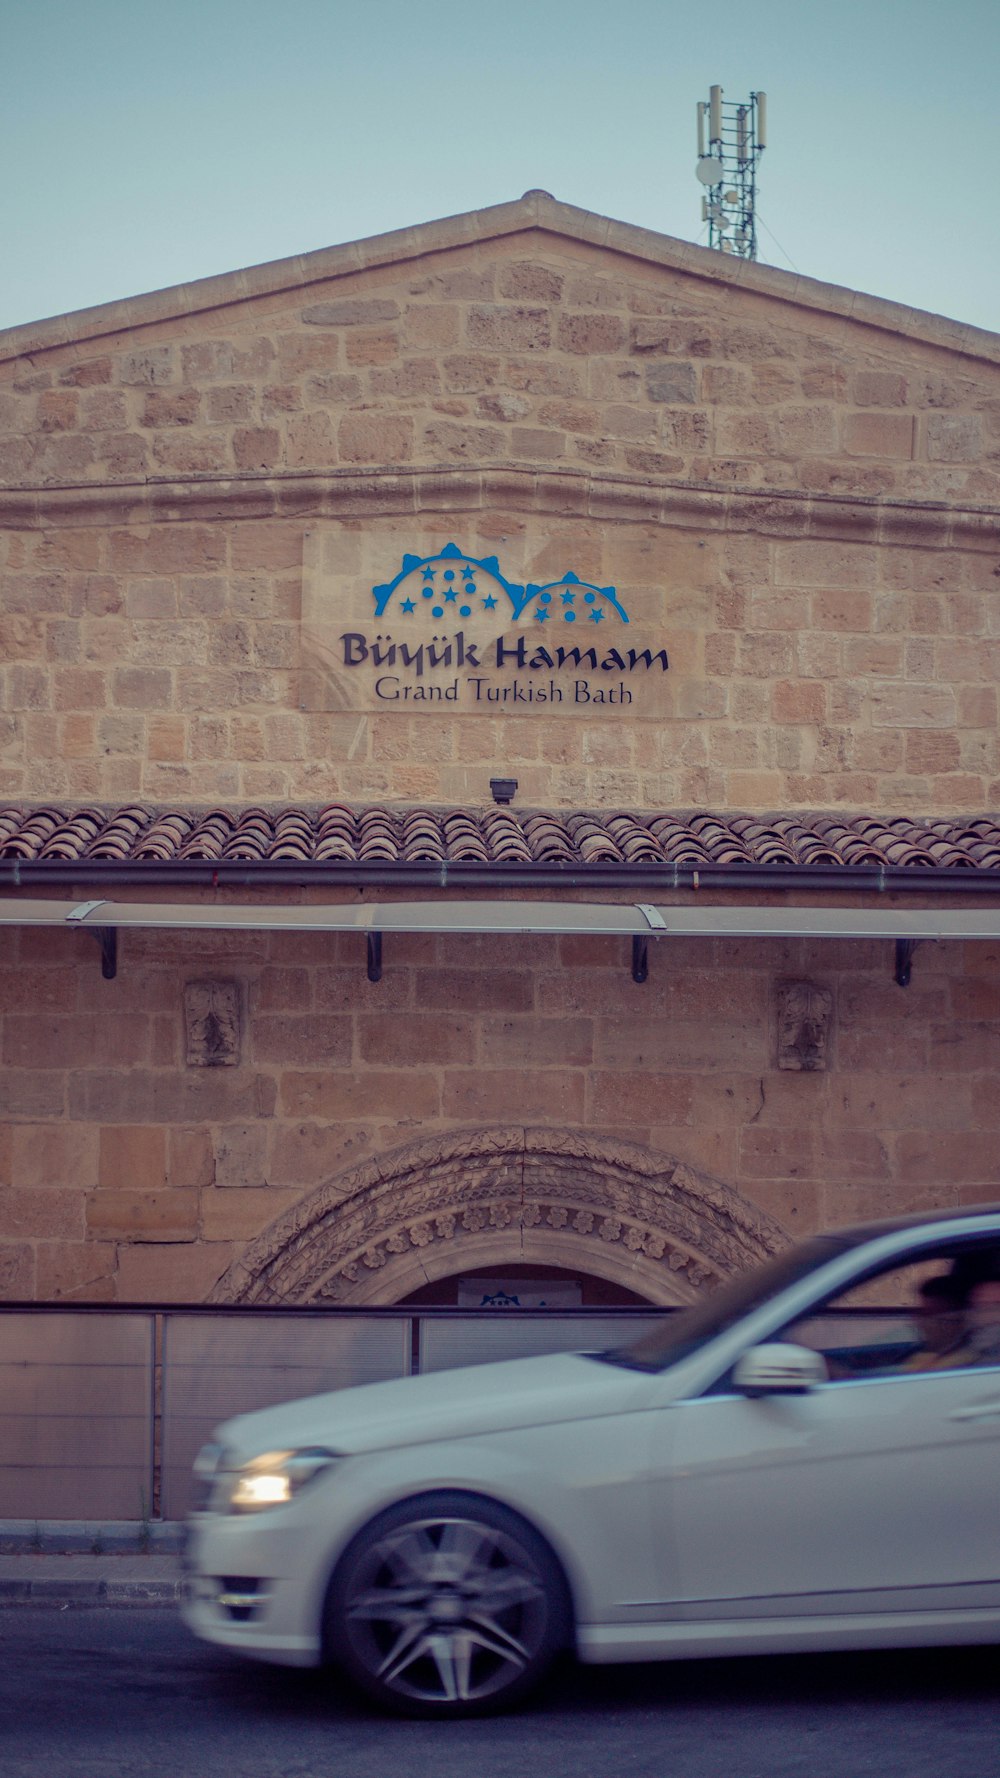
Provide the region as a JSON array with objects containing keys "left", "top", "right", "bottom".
[{"left": 732, "top": 1342, "right": 829, "bottom": 1397}]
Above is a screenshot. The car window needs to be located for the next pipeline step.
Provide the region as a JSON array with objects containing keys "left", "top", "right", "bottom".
[
  {"left": 597, "top": 1235, "right": 850, "bottom": 1372},
  {"left": 778, "top": 1244, "right": 1000, "bottom": 1381}
]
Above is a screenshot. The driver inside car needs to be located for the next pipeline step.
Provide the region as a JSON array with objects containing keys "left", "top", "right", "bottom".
[
  {"left": 901, "top": 1273, "right": 970, "bottom": 1371},
  {"left": 962, "top": 1277, "right": 1000, "bottom": 1365},
  {"left": 904, "top": 1268, "right": 1000, "bottom": 1372}
]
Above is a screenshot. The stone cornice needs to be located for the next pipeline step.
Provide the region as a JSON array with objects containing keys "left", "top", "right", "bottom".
[
  {"left": 0, "top": 462, "right": 995, "bottom": 550},
  {"left": 2, "top": 192, "right": 998, "bottom": 370}
]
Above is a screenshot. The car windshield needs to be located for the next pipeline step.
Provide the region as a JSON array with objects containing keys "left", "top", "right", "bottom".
[{"left": 596, "top": 1235, "right": 851, "bottom": 1372}]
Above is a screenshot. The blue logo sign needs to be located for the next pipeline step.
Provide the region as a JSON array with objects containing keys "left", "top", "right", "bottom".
[{"left": 372, "top": 543, "right": 629, "bottom": 626}]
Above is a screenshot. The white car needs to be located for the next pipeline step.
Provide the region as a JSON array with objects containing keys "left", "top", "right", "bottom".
[{"left": 182, "top": 1205, "right": 1000, "bottom": 1716}]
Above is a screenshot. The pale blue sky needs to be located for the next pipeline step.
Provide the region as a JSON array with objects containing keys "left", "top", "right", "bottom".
[{"left": 2, "top": 0, "right": 997, "bottom": 335}]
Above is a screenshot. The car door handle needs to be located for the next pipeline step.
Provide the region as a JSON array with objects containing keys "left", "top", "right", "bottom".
[{"left": 950, "top": 1401, "right": 1000, "bottom": 1421}]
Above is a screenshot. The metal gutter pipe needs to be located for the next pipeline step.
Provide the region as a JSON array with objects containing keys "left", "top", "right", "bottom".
[{"left": 2, "top": 859, "right": 1000, "bottom": 897}]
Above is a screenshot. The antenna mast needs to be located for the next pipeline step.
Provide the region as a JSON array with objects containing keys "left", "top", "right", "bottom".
[{"left": 695, "top": 86, "right": 767, "bottom": 259}]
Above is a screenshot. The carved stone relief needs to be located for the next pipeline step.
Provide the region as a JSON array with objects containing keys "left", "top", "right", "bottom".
[
  {"left": 184, "top": 979, "right": 242, "bottom": 1068},
  {"left": 776, "top": 979, "right": 833, "bottom": 1072},
  {"left": 209, "top": 1126, "right": 790, "bottom": 1307},
  {"left": 328, "top": 1197, "right": 720, "bottom": 1302}
]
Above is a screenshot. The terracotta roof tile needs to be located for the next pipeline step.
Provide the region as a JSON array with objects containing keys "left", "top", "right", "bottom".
[{"left": 2, "top": 805, "right": 1000, "bottom": 875}]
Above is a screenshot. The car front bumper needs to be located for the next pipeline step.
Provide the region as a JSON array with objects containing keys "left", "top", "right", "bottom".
[{"left": 179, "top": 1514, "right": 325, "bottom": 1668}]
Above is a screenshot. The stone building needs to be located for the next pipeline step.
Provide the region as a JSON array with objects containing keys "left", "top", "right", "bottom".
[{"left": 1, "top": 191, "right": 999, "bottom": 1309}]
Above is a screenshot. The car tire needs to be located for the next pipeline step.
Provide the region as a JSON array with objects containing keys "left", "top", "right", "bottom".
[{"left": 323, "top": 1489, "right": 571, "bottom": 1717}]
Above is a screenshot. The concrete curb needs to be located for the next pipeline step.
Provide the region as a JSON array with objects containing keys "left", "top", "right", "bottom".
[
  {"left": 0, "top": 1523, "right": 184, "bottom": 1605},
  {"left": 0, "top": 1519, "right": 184, "bottom": 1555},
  {"left": 0, "top": 1571, "right": 182, "bottom": 1606}
]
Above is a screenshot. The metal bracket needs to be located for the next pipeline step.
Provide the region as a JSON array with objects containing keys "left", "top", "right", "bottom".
[
  {"left": 894, "top": 938, "right": 916, "bottom": 988},
  {"left": 631, "top": 904, "right": 664, "bottom": 983},
  {"left": 66, "top": 899, "right": 117, "bottom": 981},
  {"left": 91, "top": 926, "right": 118, "bottom": 981},
  {"left": 631, "top": 936, "right": 648, "bottom": 984},
  {"left": 367, "top": 932, "right": 383, "bottom": 984}
]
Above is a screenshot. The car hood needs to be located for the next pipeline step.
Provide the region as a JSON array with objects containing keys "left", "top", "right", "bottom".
[{"left": 214, "top": 1349, "right": 652, "bottom": 1460}]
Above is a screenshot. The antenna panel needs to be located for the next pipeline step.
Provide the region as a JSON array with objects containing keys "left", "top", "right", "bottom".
[{"left": 692, "top": 87, "right": 767, "bottom": 260}]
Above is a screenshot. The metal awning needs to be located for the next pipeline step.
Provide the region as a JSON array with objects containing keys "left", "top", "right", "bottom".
[
  {"left": 2, "top": 895, "right": 999, "bottom": 985},
  {"left": 0, "top": 896, "right": 660, "bottom": 937},
  {"left": 5, "top": 896, "right": 1000, "bottom": 937}
]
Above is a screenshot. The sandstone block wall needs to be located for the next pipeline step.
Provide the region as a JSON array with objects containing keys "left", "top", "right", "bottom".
[
  {"left": 2, "top": 229, "right": 998, "bottom": 498},
  {"left": 2, "top": 503, "right": 998, "bottom": 810},
  {"left": 1, "top": 921, "right": 998, "bottom": 1300},
  {"left": 1, "top": 218, "right": 998, "bottom": 808}
]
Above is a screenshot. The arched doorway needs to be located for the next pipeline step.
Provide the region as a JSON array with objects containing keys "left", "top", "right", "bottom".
[{"left": 210, "top": 1126, "right": 789, "bottom": 1306}]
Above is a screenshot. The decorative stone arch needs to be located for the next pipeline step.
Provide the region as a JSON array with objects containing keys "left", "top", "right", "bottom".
[{"left": 210, "top": 1127, "right": 790, "bottom": 1306}]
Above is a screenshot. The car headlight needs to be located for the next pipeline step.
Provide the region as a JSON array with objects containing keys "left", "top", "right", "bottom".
[
  {"left": 229, "top": 1448, "right": 339, "bottom": 1513},
  {"left": 192, "top": 1444, "right": 340, "bottom": 1514}
]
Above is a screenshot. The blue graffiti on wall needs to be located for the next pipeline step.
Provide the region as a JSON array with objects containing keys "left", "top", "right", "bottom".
[{"left": 371, "top": 543, "right": 629, "bottom": 626}]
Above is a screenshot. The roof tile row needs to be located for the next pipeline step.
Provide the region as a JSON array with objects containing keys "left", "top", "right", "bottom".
[{"left": 2, "top": 805, "right": 1000, "bottom": 871}]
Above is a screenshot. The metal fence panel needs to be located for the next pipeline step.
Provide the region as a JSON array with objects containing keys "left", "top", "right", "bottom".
[
  {"left": 0, "top": 1314, "right": 153, "bottom": 1519},
  {"left": 419, "top": 1312, "right": 664, "bottom": 1373},
  {"left": 160, "top": 1314, "right": 411, "bottom": 1519},
  {"left": 0, "top": 1308, "right": 671, "bottom": 1523}
]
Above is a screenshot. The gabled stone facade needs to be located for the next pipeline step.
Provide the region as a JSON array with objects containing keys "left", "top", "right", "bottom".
[
  {"left": 3, "top": 193, "right": 998, "bottom": 812},
  {"left": 1, "top": 194, "right": 998, "bottom": 1304}
]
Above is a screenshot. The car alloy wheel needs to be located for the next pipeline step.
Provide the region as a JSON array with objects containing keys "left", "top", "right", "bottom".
[{"left": 325, "top": 1491, "right": 568, "bottom": 1716}]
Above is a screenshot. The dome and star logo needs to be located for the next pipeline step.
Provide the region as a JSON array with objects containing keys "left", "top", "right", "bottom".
[{"left": 371, "top": 543, "right": 629, "bottom": 626}]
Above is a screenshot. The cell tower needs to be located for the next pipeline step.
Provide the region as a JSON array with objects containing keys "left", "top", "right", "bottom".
[{"left": 695, "top": 86, "right": 767, "bottom": 260}]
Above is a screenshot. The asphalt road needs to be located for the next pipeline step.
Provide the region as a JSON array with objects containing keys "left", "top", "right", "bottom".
[{"left": 0, "top": 1606, "right": 997, "bottom": 1778}]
